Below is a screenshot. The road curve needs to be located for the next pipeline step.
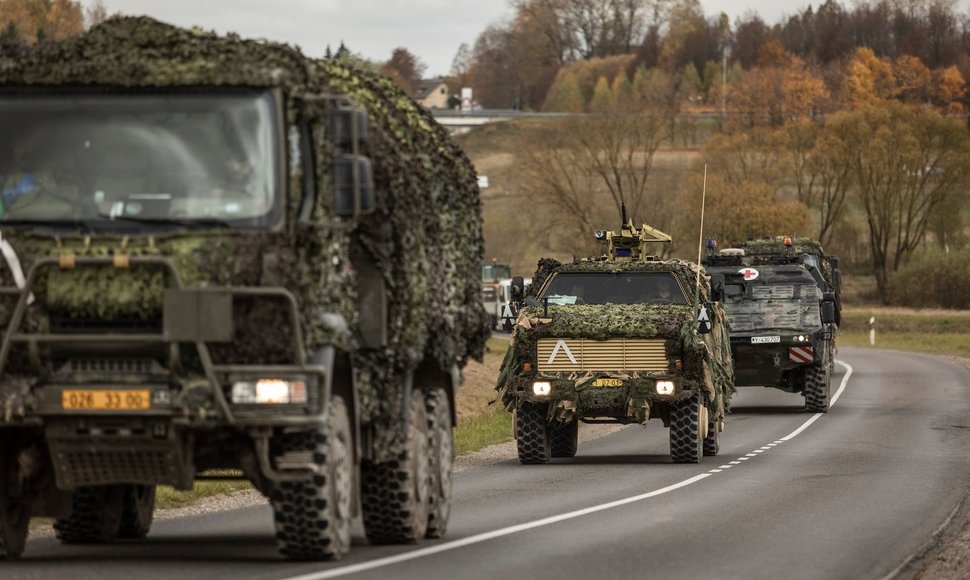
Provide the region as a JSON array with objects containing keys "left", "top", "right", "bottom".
[{"left": 4, "top": 346, "right": 970, "bottom": 580}]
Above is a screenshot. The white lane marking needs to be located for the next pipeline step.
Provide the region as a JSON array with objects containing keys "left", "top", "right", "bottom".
[
  {"left": 285, "top": 360, "right": 854, "bottom": 580},
  {"left": 745, "top": 453, "right": 757, "bottom": 457},
  {"left": 767, "top": 443, "right": 778, "bottom": 447},
  {"left": 729, "top": 461, "right": 741, "bottom": 465},
  {"left": 718, "top": 465, "right": 732, "bottom": 469},
  {"left": 709, "top": 469, "right": 723, "bottom": 473}
]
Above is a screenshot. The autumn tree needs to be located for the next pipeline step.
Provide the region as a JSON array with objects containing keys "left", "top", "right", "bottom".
[
  {"left": 832, "top": 101, "right": 970, "bottom": 303},
  {"left": 843, "top": 47, "right": 898, "bottom": 108},
  {"left": 380, "top": 48, "right": 426, "bottom": 96},
  {"left": 0, "top": 0, "right": 84, "bottom": 43}
]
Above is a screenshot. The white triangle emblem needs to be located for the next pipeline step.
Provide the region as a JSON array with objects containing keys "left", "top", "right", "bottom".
[{"left": 547, "top": 339, "right": 577, "bottom": 365}]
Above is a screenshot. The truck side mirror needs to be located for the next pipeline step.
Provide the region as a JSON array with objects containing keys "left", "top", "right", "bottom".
[
  {"left": 822, "top": 292, "right": 836, "bottom": 303},
  {"left": 511, "top": 276, "right": 524, "bottom": 301},
  {"left": 821, "top": 301, "right": 836, "bottom": 324},
  {"left": 332, "top": 154, "right": 375, "bottom": 217},
  {"left": 709, "top": 274, "right": 725, "bottom": 302}
]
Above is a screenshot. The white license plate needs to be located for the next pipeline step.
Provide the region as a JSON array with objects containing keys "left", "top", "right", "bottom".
[{"left": 751, "top": 336, "right": 781, "bottom": 344}]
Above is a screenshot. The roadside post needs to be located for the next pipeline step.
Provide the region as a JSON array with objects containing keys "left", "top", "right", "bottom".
[{"left": 868, "top": 316, "right": 876, "bottom": 345}]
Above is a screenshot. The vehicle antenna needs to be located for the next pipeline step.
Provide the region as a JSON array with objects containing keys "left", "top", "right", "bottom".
[
  {"left": 695, "top": 164, "right": 708, "bottom": 304},
  {"left": 620, "top": 202, "right": 628, "bottom": 228}
]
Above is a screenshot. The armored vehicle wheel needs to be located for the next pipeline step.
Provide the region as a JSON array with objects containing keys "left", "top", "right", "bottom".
[
  {"left": 515, "top": 402, "right": 551, "bottom": 464},
  {"left": 54, "top": 486, "right": 125, "bottom": 544},
  {"left": 270, "top": 395, "right": 353, "bottom": 560},
  {"left": 804, "top": 361, "right": 830, "bottom": 413},
  {"left": 0, "top": 445, "right": 29, "bottom": 560},
  {"left": 117, "top": 485, "right": 156, "bottom": 539},
  {"left": 550, "top": 419, "right": 578, "bottom": 458},
  {"left": 425, "top": 388, "right": 453, "bottom": 539},
  {"left": 703, "top": 418, "right": 720, "bottom": 457},
  {"left": 362, "top": 390, "right": 430, "bottom": 544},
  {"left": 669, "top": 394, "right": 703, "bottom": 464}
]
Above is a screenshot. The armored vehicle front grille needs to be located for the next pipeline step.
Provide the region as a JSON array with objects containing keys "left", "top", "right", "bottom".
[
  {"left": 537, "top": 338, "right": 668, "bottom": 372},
  {"left": 68, "top": 358, "right": 155, "bottom": 374},
  {"left": 53, "top": 446, "right": 177, "bottom": 487}
]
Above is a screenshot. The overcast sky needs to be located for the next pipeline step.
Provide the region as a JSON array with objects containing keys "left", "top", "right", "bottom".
[{"left": 87, "top": 1, "right": 970, "bottom": 77}]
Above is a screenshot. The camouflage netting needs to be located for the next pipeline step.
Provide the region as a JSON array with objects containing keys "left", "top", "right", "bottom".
[
  {"left": 736, "top": 237, "right": 825, "bottom": 258},
  {"left": 0, "top": 18, "right": 489, "bottom": 458},
  {"left": 496, "top": 259, "right": 734, "bottom": 423}
]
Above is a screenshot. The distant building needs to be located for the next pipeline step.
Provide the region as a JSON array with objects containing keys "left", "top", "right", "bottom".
[{"left": 416, "top": 77, "right": 450, "bottom": 109}]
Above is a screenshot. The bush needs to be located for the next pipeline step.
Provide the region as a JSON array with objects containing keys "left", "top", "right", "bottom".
[{"left": 891, "top": 248, "right": 970, "bottom": 309}]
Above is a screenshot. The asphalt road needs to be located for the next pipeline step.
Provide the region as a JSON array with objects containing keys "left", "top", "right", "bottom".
[{"left": 5, "top": 346, "right": 970, "bottom": 580}]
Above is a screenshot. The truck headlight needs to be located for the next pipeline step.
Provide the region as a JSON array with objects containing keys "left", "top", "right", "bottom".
[
  {"left": 656, "top": 380, "right": 675, "bottom": 395},
  {"left": 232, "top": 379, "right": 308, "bottom": 404},
  {"left": 532, "top": 381, "right": 552, "bottom": 396}
]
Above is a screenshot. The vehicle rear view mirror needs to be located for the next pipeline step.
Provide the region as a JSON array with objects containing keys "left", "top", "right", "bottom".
[
  {"left": 332, "top": 154, "right": 375, "bottom": 217},
  {"left": 822, "top": 292, "right": 836, "bottom": 303},
  {"left": 511, "top": 276, "right": 524, "bottom": 301},
  {"left": 709, "top": 274, "right": 725, "bottom": 302},
  {"left": 330, "top": 106, "right": 369, "bottom": 147},
  {"left": 821, "top": 301, "right": 836, "bottom": 324}
]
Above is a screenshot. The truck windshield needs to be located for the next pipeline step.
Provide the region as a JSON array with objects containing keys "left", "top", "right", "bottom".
[
  {"left": 723, "top": 282, "right": 822, "bottom": 331},
  {"left": 540, "top": 272, "right": 688, "bottom": 305},
  {"left": 0, "top": 91, "right": 280, "bottom": 229},
  {"left": 482, "top": 264, "right": 512, "bottom": 282}
]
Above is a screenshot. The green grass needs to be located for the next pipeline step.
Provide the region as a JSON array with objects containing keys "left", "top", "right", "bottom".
[
  {"left": 454, "top": 407, "right": 514, "bottom": 456},
  {"left": 155, "top": 478, "right": 252, "bottom": 510},
  {"left": 838, "top": 310, "right": 970, "bottom": 358}
]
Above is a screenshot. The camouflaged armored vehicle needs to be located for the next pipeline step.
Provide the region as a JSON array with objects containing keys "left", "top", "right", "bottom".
[
  {"left": 496, "top": 221, "right": 734, "bottom": 464},
  {"left": 0, "top": 18, "right": 488, "bottom": 560},
  {"left": 702, "top": 238, "right": 839, "bottom": 412}
]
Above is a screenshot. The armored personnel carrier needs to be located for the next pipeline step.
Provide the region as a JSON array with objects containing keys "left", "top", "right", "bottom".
[
  {"left": 703, "top": 237, "right": 839, "bottom": 412},
  {"left": 0, "top": 18, "right": 488, "bottom": 560},
  {"left": 496, "top": 219, "right": 734, "bottom": 464}
]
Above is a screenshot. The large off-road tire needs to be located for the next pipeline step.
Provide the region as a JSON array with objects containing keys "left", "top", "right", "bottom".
[
  {"left": 802, "top": 346, "right": 832, "bottom": 413},
  {"left": 425, "top": 388, "right": 453, "bottom": 539},
  {"left": 515, "top": 402, "right": 551, "bottom": 464},
  {"left": 0, "top": 444, "right": 29, "bottom": 560},
  {"left": 703, "top": 418, "right": 720, "bottom": 457},
  {"left": 550, "top": 419, "right": 578, "bottom": 458},
  {"left": 117, "top": 485, "right": 156, "bottom": 539},
  {"left": 361, "top": 390, "right": 430, "bottom": 544},
  {"left": 270, "top": 396, "right": 354, "bottom": 560},
  {"left": 54, "top": 486, "right": 125, "bottom": 544},
  {"left": 669, "top": 394, "right": 703, "bottom": 464}
]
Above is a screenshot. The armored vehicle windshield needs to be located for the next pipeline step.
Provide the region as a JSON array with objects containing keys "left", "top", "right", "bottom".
[
  {"left": 0, "top": 90, "right": 280, "bottom": 228},
  {"left": 540, "top": 271, "right": 688, "bottom": 305},
  {"left": 722, "top": 268, "right": 822, "bottom": 332}
]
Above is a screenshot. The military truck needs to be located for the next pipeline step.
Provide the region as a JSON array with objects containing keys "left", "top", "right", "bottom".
[
  {"left": 481, "top": 260, "right": 512, "bottom": 330},
  {"left": 0, "top": 18, "right": 488, "bottom": 560},
  {"left": 495, "top": 221, "right": 734, "bottom": 464},
  {"left": 703, "top": 240, "right": 838, "bottom": 412}
]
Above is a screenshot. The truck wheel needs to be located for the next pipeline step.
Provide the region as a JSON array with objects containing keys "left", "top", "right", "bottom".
[
  {"left": 703, "top": 418, "right": 720, "bottom": 457},
  {"left": 362, "top": 390, "right": 430, "bottom": 544},
  {"left": 0, "top": 442, "right": 29, "bottom": 559},
  {"left": 804, "top": 362, "right": 830, "bottom": 413},
  {"left": 550, "top": 419, "right": 578, "bottom": 458},
  {"left": 54, "top": 486, "right": 125, "bottom": 544},
  {"left": 425, "top": 388, "right": 453, "bottom": 539},
  {"left": 117, "top": 485, "right": 156, "bottom": 539},
  {"left": 515, "top": 402, "right": 551, "bottom": 464},
  {"left": 669, "top": 394, "right": 703, "bottom": 464},
  {"left": 270, "top": 396, "right": 353, "bottom": 560}
]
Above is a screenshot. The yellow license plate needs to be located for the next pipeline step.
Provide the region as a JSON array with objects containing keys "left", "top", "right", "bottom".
[
  {"left": 62, "top": 390, "right": 151, "bottom": 411},
  {"left": 591, "top": 379, "right": 623, "bottom": 387}
]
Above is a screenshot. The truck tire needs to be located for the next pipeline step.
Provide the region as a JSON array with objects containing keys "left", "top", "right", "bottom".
[
  {"left": 550, "top": 419, "right": 578, "bottom": 458},
  {"left": 669, "top": 394, "right": 703, "bottom": 464},
  {"left": 54, "top": 486, "right": 125, "bottom": 544},
  {"left": 425, "top": 388, "right": 453, "bottom": 539},
  {"left": 0, "top": 444, "right": 29, "bottom": 559},
  {"left": 270, "top": 396, "right": 353, "bottom": 560},
  {"left": 361, "top": 390, "right": 430, "bottom": 544},
  {"left": 117, "top": 484, "right": 156, "bottom": 539},
  {"left": 804, "top": 361, "right": 830, "bottom": 413},
  {"left": 515, "top": 402, "right": 551, "bottom": 464},
  {"left": 702, "top": 418, "right": 720, "bottom": 457}
]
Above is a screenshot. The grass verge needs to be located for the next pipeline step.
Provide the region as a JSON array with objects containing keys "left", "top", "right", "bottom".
[
  {"left": 454, "top": 406, "right": 514, "bottom": 456},
  {"left": 155, "top": 477, "right": 252, "bottom": 510},
  {"left": 838, "top": 309, "right": 970, "bottom": 358}
]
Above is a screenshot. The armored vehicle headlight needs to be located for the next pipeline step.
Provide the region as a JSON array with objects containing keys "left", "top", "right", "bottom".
[
  {"left": 532, "top": 381, "right": 552, "bottom": 396},
  {"left": 656, "top": 380, "right": 675, "bottom": 395},
  {"left": 232, "top": 379, "right": 308, "bottom": 404},
  {"left": 793, "top": 335, "right": 808, "bottom": 343}
]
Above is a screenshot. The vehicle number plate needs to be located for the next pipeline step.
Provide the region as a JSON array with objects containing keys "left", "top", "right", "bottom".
[
  {"left": 62, "top": 390, "right": 151, "bottom": 411},
  {"left": 751, "top": 336, "right": 781, "bottom": 344},
  {"left": 591, "top": 379, "right": 623, "bottom": 387}
]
